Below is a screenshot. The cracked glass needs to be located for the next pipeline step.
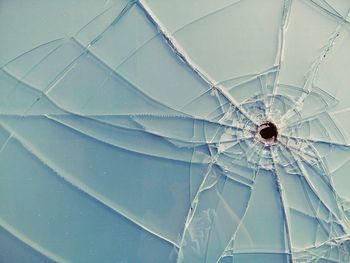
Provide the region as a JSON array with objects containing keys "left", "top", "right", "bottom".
[{"left": 1, "top": 0, "right": 350, "bottom": 262}]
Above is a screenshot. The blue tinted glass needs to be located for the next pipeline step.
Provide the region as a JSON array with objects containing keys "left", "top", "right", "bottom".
[{"left": 1, "top": 0, "right": 350, "bottom": 262}]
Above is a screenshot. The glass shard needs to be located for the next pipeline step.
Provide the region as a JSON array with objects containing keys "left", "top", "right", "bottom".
[{"left": 0, "top": 0, "right": 350, "bottom": 262}]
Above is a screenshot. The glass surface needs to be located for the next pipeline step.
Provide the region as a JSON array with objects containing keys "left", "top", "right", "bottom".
[{"left": 1, "top": 0, "right": 350, "bottom": 262}]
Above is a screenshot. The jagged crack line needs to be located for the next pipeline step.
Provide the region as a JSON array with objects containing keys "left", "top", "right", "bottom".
[
  {"left": 280, "top": 138, "right": 344, "bottom": 219},
  {"left": 270, "top": 149, "right": 294, "bottom": 263},
  {"left": 20, "top": 1, "right": 137, "bottom": 116},
  {"left": 0, "top": 38, "right": 65, "bottom": 69},
  {"left": 294, "top": 157, "right": 348, "bottom": 234},
  {"left": 215, "top": 170, "right": 260, "bottom": 263},
  {"left": 44, "top": 115, "right": 196, "bottom": 164},
  {"left": 2, "top": 56, "right": 190, "bottom": 119},
  {"left": 202, "top": 179, "right": 229, "bottom": 263},
  {"left": 0, "top": 122, "right": 180, "bottom": 249},
  {"left": 278, "top": 142, "right": 345, "bottom": 237},
  {"left": 71, "top": 37, "right": 219, "bottom": 121},
  {"left": 2, "top": 68, "right": 247, "bottom": 147},
  {"left": 279, "top": 133, "right": 350, "bottom": 147},
  {"left": 137, "top": 0, "right": 259, "bottom": 128},
  {"left": 91, "top": 1, "right": 138, "bottom": 45},
  {"left": 171, "top": 0, "right": 244, "bottom": 35},
  {"left": 176, "top": 157, "right": 219, "bottom": 263},
  {"left": 308, "top": 0, "right": 350, "bottom": 23},
  {"left": 104, "top": 1, "right": 246, "bottom": 74},
  {"left": 77, "top": 0, "right": 138, "bottom": 47},
  {"left": 0, "top": 219, "right": 67, "bottom": 263},
  {"left": 268, "top": 0, "right": 292, "bottom": 117},
  {"left": 2, "top": 39, "right": 67, "bottom": 105},
  {"left": 280, "top": 13, "right": 348, "bottom": 123}
]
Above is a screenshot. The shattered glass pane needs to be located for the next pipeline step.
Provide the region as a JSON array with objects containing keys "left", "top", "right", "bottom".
[{"left": 1, "top": 0, "right": 350, "bottom": 262}]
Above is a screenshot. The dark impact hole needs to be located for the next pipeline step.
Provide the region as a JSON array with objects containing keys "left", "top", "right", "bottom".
[{"left": 259, "top": 122, "right": 278, "bottom": 140}]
